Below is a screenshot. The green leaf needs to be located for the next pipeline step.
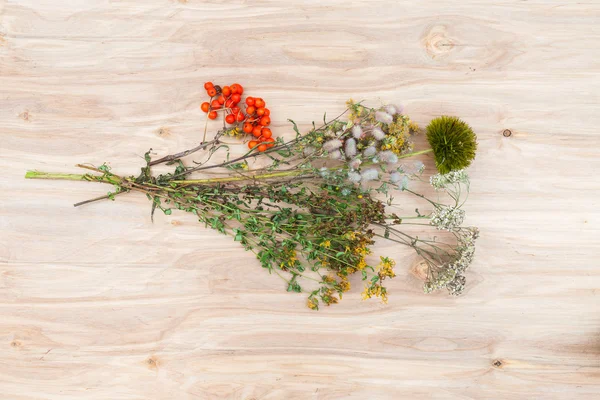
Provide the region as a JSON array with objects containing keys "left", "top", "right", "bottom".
[
  {"left": 288, "top": 119, "right": 301, "bottom": 137},
  {"left": 287, "top": 275, "right": 302, "bottom": 293},
  {"left": 164, "top": 209, "right": 172, "bottom": 215}
]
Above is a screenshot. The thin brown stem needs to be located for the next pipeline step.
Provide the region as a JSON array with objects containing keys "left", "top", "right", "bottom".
[
  {"left": 73, "top": 194, "right": 114, "bottom": 208},
  {"left": 148, "top": 139, "right": 219, "bottom": 166}
]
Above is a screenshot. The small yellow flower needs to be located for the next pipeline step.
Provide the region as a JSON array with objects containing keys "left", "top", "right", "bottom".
[
  {"left": 357, "top": 257, "right": 367, "bottom": 270},
  {"left": 361, "top": 283, "right": 388, "bottom": 303},
  {"left": 307, "top": 298, "right": 318, "bottom": 310},
  {"left": 361, "top": 285, "right": 372, "bottom": 300},
  {"left": 378, "top": 256, "right": 396, "bottom": 279},
  {"left": 409, "top": 121, "right": 420, "bottom": 132},
  {"left": 357, "top": 195, "right": 363, "bottom": 199},
  {"left": 339, "top": 279, "right": 351, "bottom": 292},
  {"left": 320, "top": 240, "right": 331, "bottom": 248},
  {"left": 344, "top": 231, "right": 357, "bottom": 240}
]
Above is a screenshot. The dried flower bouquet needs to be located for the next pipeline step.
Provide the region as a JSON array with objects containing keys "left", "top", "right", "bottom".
[{"left": 26, "top": 83, "right": 478, "bottom": 310}]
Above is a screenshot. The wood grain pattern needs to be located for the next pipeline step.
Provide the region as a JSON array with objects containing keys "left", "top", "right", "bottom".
[{"left": 1, "top": 1, "right": 600, "bottom": 399}]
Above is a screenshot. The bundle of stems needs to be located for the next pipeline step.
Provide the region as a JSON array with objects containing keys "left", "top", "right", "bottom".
[{"left": 26, "top": 101, "right": 478, "bottom": 309}]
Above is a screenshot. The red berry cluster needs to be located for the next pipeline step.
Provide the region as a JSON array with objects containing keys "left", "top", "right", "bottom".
[{"left": 200, "top": 82, "right": 275, "bottom": 152}]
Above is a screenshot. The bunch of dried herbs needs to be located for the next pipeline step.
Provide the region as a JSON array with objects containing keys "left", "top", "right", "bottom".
[{"left": 26, "top": 99, "right": 479, "bottom": 310}]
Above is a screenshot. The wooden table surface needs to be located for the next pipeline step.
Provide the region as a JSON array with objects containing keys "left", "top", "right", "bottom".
[{"left": 1, "top": 1, "right": 599, "bottom": 399}]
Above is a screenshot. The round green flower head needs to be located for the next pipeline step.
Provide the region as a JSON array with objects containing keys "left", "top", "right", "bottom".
[{"left": 426, "top": 116, "right": 477, "bottom": 174}]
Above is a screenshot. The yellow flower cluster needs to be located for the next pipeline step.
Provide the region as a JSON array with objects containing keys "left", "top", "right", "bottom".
[
  {"left": 321, "top": 288, "right": 339, "bottom": 305},
  {"left": 223, "top": 126, "right": 244, "bottom": 138},
  {"left": 356, "top": 257, "right": 367, "bottom": 270},
  {"left": 344, "top": 231, "right": 359, "bottom": 240},
  {"left": 346, "top": 99, "right": 367, "bottom": 122},
  {"left": 338, "top": 279, "right": 351, "bottom": 292},
  {"left": 378, "top": 256, "right": 396, "bottom": 279},
  {"left": 379, "top": 115, "right": 413, "bottom": 156},
  {"left": 337, "top": 267, "right": 356, "bottom": 280},
  {"left": 307, "top": 298, "right": 318, "bottom": 310},
  {"left": 361, "top": 284, "right": 388, "bottom": 304},
  {"left": 280, "top": 250, "right": 297, "bottom": 270},
  {"left": 344, "top": 231, "right": 372, "bottom": 257}
]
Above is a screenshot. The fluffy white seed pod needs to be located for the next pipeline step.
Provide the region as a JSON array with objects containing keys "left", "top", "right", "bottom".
[
  {"left": 349, "top": 158, "right": 362, "bottom": 170},
  {"left": 363, "top": 146, "right": 377, "bottom": 157},
  {"left": 414, "top": 160, "right": 425, "bottom": 172},
  {"left": 371, "top": 127, "right": 386, "bottom": 141},
  {"left": 328, "top": 149, "right": 342, "bottom": 160},
  {"left": 400, "top": 175, "right": 409, "bottom": 190},
  {"left": 385, "top": 104, "right": 404, "bottom": 115},
  {"left": 375, "top": 111, "right": 393, "bottom": 124},
  {"left": 347, "top": 171, "right": 361, "bottom": 183},
  {"left": 384, "top": 104, "right": 398, "bottom": 115},
  {"left": 352, "top": 125, "right": 363, "bottom": 139},
  {"left": 323, "top": 139, "right": 342, "bottom": 151},
  {"left": 390, "top": 171, "right": 402, "bottom": 183},
  {"left": 344, "top": 138, "right": 357, "bottom": 158},
  {"left": 360, "top": 168, "right": 379, "bottom": 182},
  {"left": 378, "top": 150, "right": 398, "bottom": 164}
]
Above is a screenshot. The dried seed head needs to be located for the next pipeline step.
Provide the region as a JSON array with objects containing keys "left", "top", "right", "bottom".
[
  {"left": 360, "top": 168, "right": 379, "bottom": 182},
  {"left": 328, "top": 149, "right": 342, "bottom": 160},
  {"left": 371, "top": 127, "right": 386, "bottom": 141},
  {"left": 390, "top": 171, "right": 402, "bottom": 183},
  {"left": 347, "top": 171, "right": 361, "bottom": 183},
  {"left": 363, "top": 146, "right": 377, "bottom": 157},
  {"left": 375, "top": 111, "right": 393, "bottom": 124},
  {"left": 377, "top": 150, "right": 398, "bottom": 164},
  {"left": 349, "top": 158, "right": 362, "bottom": 170},
  {"left": 344, "top": 138, "right": 357, "bottom": 158},
  {"left": 352, "top": 125, "right": 363, "bottom": 139},
  {"left": 323, "top": 139, "right": 343, "bottom": 152},
  {"left": 426, "top": 116, "right": 477, "bottom": 174}
]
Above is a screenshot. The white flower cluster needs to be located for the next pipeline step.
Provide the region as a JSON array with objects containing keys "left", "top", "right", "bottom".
[
  {"left": 430, "top": 205, "right": 466, "bottom": 231},
  {"left": 430, "top": 169, "right": 469, "bottom": 190},
  {"left": 446, "top": 275, "right": 467, "bottom": 296},
  {"left": 423, "top": 267, "right": 458, "bottom": 294},
  {"left": 423, "top": 227, "right": 478, "bottom": 296},
  {"left": 450, "top": 227, "right": 479, "bottom": 274}
]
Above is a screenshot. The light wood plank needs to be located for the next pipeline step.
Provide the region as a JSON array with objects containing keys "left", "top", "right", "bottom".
[{"left": 1, "top": 1, "right": 599, "bottom": 399}]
